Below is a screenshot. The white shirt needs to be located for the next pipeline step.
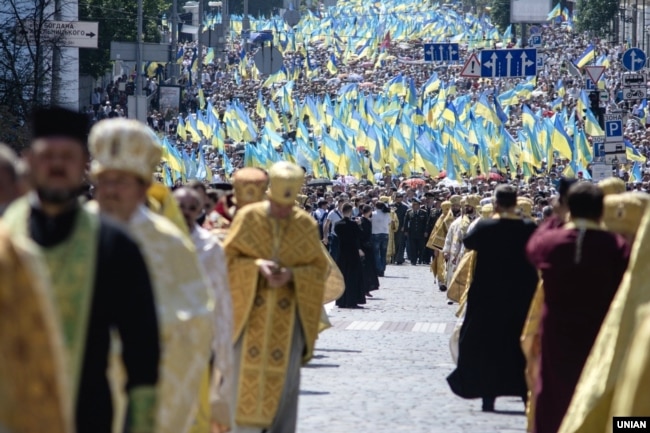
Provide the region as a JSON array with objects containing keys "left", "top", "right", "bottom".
[{"left": 371, "top": 210, "right": 391, "bottom": 234}]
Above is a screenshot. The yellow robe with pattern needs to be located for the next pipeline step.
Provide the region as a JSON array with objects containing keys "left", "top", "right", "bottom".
[
  {"left": 224, "top": 202, "right": 329, "bottom": 428},
  {"left": 106, "top": 205, "right": 214, "bottom": 433},
  {"left": 521, "top": 281, "right": 545, "bottom": 432},
  {"left": 559, "top": 208, "right": 650, "bottom": 433},
  {"left": 428, "top": 210, "right": 454, "bottom": 281},
  {"left": 609, "top": 303, "right": 650, "bottom": 421},
  {"left": 0, "top": 225, "right": 70, "bottom": 433}
]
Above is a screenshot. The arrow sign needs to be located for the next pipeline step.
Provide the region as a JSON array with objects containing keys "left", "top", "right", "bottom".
[
  {"left": 479, "top": 48, "right": 537, "bottom": 78},
  {"left": 460, "top": 53, "right": 481, "bottom": 78},
  {"left": 19, "top": 20, "right": 99, "bottom": 48},
  {"left": 584, "top": 65, "right": 605, "bottom": 84},
  {"left": 622, "top": 48, "right": 647, "bottom": 72},
  {"left": 423, "top": 43, "right": 460, "bottom": 62}
]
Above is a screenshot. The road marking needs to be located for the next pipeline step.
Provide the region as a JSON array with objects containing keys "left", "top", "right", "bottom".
[{"left": 333, "top": 320, "right": 450, "bottom": 333}]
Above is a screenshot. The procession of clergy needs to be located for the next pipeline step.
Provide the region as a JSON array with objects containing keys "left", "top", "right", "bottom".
[
  {"left": 429, "top": 174, "right": 650, "bottom": 432},
  {"left": 3, "top": 107, "right": 650, "bottom": 433}
]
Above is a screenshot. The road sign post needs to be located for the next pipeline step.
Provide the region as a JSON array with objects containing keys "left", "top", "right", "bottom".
[
  {"left": 423, "top": 43, "right": 459, "bottom": 62},
  {"left": 603, "top": 113, "right": 627, "bottom": 164},
  {"left": 622, "top": 48, "right": 647, "bottom": 72},
  {"left": 21, "top": 20, "right": 99, "bottom": 48},
  {"left": 479, "top": 48, "right": 537, "bottom": 78}
]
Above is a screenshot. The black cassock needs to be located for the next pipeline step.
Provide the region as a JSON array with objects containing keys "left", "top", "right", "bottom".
[
  {"left": 447, "top": 217, "right": 538, "bottom": 399},
  {"left": 334, "top": 217, "right": 366, "bottom": 308},
  {"left": 359, "top": 216, "right": 380, "bottom": 293},
  {"left": 29, "top": 205, "right": 160, "bottom": 433}
]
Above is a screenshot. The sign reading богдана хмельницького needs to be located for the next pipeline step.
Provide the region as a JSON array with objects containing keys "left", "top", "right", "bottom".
[{"left": 614, "top": 418, "right": 650, "bottom": 432}]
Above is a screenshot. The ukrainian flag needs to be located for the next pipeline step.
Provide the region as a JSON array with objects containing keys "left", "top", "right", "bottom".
[{"left": 573, "top": 44, "right": 595, "bottom": 68}]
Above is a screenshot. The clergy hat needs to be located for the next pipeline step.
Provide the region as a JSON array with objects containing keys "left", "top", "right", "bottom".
[
  {"left": 449, "top": 195, "right": 462, "bottom": 205},
  {"left": 598, "top": 177, "right": 626, "bottom": 196},
  {"left": 89, "top": 118, "right": 162, "bottom": 184},
  {"left": 441, "top": 201, "right": 451, "bottom": 212},
  {"left": 232, "top": 167, "right": 268, "bottom": 208},
  {"left": 32, "top": 106, "right": 90, "bottom": 146},
  {"left": 602, "top": 192, "right": 650, "bottom": 240},
  {"left": 268, "top": 161, "right": 304, "bottom": 206},
  {"left": 517, "top": 197, "right": 534, "bottom": 218},
  {"left": 480, "top": 203, "right": 494, "bottom": 218},
  {"left": 466, "top": 194, "right": 481, "bottom": 208}
]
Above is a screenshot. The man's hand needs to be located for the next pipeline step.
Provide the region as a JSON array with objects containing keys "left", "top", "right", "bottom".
[
  {"left": 258, "top": 260, "right": 293, "bottom": 288},
  {"left": 443, "top": 252, "right": 450, "bottom": 261},
  {"left": 359, "top": 249, "right": 365, "bottom": 258},
  {"left": 322, "top": 237, "right": 329, "bottom": 245}
]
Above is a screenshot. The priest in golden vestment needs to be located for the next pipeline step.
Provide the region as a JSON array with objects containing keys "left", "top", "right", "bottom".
[
  {"left": 0, "top": 224, "right": 70, "bottom": 433},
  {"left": 224, "top": 161, "right": 329, "bottom": 433},
  {"left": 558, "top": 192, "right": 650, "bottom": 433},
  {"left": 427, "top": 200, "right": 452, "bottom": 285},
  {"left": 88, "top": 119, "right": 214, "bottom": 433}
]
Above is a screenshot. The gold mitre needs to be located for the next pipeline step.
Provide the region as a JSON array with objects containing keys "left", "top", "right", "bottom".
[
  {"left": 379, "top": 196, "right": 390, "bottom": 203},
  {"left": 466, "top": 194, "right": 481, "bottom": 208},
  {"left": 598, "top": 177, "right": 626, "bottom": 196},
  {"left": 517, "top": 197, "right": 533, "bottom": 218},
  {"left": 268, "top": 161, "right": 304, "bottom": 205},
  {"left": 89, "top": 118, "right": 161, "bottom": 183},
  {"left": 603, "top": 192, "right": 650, "bottom": 239},
  {"left": 480, "top": 203, "right": 494, "bottom": 218},
  {"left": 449, "top": 195, "right": 462, "bottom": 205},
  {"left": 441, "top": 201, "right": 452, "bottom": 212},
  {"left": 232, "top": 167, "right": 268, "bottom": 208}
]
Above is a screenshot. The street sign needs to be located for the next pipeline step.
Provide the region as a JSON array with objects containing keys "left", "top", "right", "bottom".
[
  {"left": 21, "top": 20, "right": 99, "bottom": 48},
  {"left": 604, "top": 142, "right": 627, "bottom": 164},
  {"left": 591, "top": 163, "right": 612, "bottom": 182},
  {"left": 479, "top": 48, "right": 537, "bottom": 78},
  {"left": 585, "top": 78, "right": 595, "bottom": 90},
  {"left": 460, "top": 53, "right": 481, "bottom": 78},
  {"left": 110, "top": 42, "right": 170, "bottom": 62},
  {"left": 283, "top": 9, "right": 301, "bottom": 27},
  {"left": 623, "top": 87, "right": 647, "bottom": 100},
  {"left": 592, "top": 136, "right": 606, "bottom": 144},
  {"left": 622, "top": 48, "right": 647, "bottom": 72},
  {"left": 537, "top": 56, "right": 544, "bottom": 69},
  {"left": 600, "top": 90, "right": 609, "bottom": 102},
  {"left": 253, "top": 45, "right": 283, "bottom": 75},
  {"left": 584, "top": 65, "right": 605, "bottom": 84},
  {"left": 604, "top": 113, "right": 623, "bottom": 142},
  {"left": 529, "top": 25, "right": 541, "bottom": 35},
  {"left": 622, "top": 72, "right": 646, "bottom": 86},
  {"left": 423, "top": 43, "right": 459, "bottom": 62},
  {"left": 530, "top": 35, "right": 542, "bottom": 48}
]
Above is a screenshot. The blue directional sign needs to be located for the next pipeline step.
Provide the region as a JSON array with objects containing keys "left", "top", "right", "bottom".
[
  {"left": 424, "top": 43, "right": 460, "bottom": 62},
  {"left": 604, "top": 114, "right": 623, "bottom": 142},
  {"left": 479, "top": 49, "right": 537, "bottom": 78},
  {"left": 622, "top": 48, "right": 646, "bottom": 72},
  {"left": 530, "top": 35, "right": 542, "bottom": 47}
]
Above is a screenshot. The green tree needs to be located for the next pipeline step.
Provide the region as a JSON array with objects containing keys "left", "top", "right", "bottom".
[
  {"left": 0, "top": 0, "right": 60, "bottom": 151},
  {"left": 79, "top": 0, "right": 171, "bottom": 78},
  {"left": 490, "top": 0, "right": 511, "bottom": 33},
  {"left": 228, "top": 0, "right": 283, "bottom": 16},
  {"left": 576, "top": 0, "right": 618, "bottom": 36}
]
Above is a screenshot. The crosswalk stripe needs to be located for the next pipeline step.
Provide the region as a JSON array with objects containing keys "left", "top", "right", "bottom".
[{"left": 334, "top": 320, "right": 449, "bottom": 333}]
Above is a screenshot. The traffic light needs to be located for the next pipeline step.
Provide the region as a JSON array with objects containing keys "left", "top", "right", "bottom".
[{"left": 588, "top": 91, "right": 600, "bottom": 111}]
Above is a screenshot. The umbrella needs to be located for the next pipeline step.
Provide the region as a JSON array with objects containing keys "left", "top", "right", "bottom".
[
  {"left": 307, "top": 178, "right": 333, "bottom": 187},
  {"left": 401, "top": 178, "right": 426, "bottom": 188}
]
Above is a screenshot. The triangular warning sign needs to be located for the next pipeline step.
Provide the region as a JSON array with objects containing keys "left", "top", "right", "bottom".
[
  {"left": 460, "top": 53, "right": 481, "bottom": 78},
  {"left": 584, "top": 65, "right": 605, "bottom": 84}
]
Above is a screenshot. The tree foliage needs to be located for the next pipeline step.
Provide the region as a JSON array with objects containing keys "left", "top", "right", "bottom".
[
  {"left": 0, "top": 0, "right": 61, "bottom": 150},
  {"left": 227, "top": 0, "right": 283, "bottom": 16},
  {"left": 576, "top": 0, "right": 618, "bottom": 36},
  {"left": 79, "top": 0, "right": 171, "bottom": 78},
  {"left": 489, "top": 0, "right": 511, "bottom": 33}
]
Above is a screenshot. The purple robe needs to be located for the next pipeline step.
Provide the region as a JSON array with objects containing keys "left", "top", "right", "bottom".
[{"left": 526, "top": 225, "right": 630, "bottom": 433}]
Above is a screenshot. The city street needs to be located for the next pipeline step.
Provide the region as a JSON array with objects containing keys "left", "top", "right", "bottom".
[{"left": 298, "top": 264, "right": 527, "bottom": 433}]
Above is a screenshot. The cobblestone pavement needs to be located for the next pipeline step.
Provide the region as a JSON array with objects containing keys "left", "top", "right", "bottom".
[{"left": 297, "top": 263, "right": 527, "bottom": 433}]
